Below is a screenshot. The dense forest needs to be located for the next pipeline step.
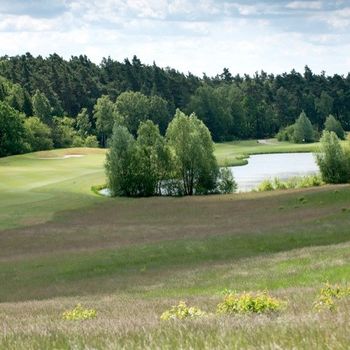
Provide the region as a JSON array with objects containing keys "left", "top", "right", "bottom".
[{"left": 1, "top": 52, "right": 350, "bottom": 156}]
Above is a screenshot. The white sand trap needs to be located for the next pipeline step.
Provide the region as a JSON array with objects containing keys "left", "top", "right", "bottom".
[
  {"left": 63, "top": 154, "right": 85, "bottom": 158},
  {"left": 99, "top": 188, "right": 111, "bottom": 197},
  {"left": 38, "top": 154, "right": 85, "bottom": 160}
]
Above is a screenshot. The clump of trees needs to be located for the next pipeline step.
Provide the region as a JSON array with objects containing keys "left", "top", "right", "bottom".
[
  {"left": 277, "top": 112, "right": 346, "bottom": 145},
  {"left": 277, "top": 111, "right": 317, "bottom": 143},
  {"left": 324, "top": 115, "right": 345, "bottom": 140},
  {"left": 106, "top": 110, "right": 236, "bottom": 197},
  {"left": 316, "top": 131, "right": 350, "bottom": 184}
]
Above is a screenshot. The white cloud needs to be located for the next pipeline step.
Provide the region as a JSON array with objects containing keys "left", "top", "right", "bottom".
[
  {"left": 0, "top": 0, "right": 349, "bottom": 76},
  {"left": 312, "top": 7, "right": 350, "bottom": 29},
  {"left": 286, "top": 1, "right": 323, "bottom": 10}
]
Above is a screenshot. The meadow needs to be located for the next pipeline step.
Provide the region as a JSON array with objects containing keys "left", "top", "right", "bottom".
[{"left": 1, "top": 143, "right": 350, "bottom": 349}]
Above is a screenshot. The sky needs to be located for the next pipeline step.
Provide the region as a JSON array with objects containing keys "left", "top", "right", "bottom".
[{"left": 0, "top": 0, "right": 349, "bottom": 76}]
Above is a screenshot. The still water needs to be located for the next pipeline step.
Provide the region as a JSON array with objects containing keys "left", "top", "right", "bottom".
[{"left": 230, "top": 153, "right": 319, "bottom": 192}]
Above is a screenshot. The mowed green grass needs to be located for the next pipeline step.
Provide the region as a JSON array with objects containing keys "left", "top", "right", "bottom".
[
  {"left": 1, "top": 146, "right": 350, "bottom": 349},
  {"left": 0, "top": 148, "right": 107, "bottom": 230}
]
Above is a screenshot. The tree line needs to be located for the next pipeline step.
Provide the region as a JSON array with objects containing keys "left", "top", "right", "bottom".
[{"left": 1, "top": 53, "right": 350, "bottom": 156}]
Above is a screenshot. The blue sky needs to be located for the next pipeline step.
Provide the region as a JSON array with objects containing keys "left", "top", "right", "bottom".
[{"left": 0, "top": 0, "right": 349, "bottom": 76}]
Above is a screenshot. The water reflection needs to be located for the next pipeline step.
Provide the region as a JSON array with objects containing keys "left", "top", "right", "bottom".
[{"left": 230, "top": 153, "right": 319, "bottom": 192}]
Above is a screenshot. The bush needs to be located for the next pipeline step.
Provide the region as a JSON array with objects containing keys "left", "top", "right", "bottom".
[
  {"left": 277, "top": 112, "right": 316, "bottom": 144},
  {"left": 217, "top": 291, "right": 285, "bottom": 314},
  {"left": 72, "top": 135, "right": 84, "bottom": 147},
  {"left": 256, "top": 175, "right": 323, "bottom": 192},
  {"left": 24, "top": 116, "right": 53, "bottom": 151},
  {"left": 84, "top": 135, "right": 99, "bottom": 148},
  {"left": 324, "top": 115, "right": 345, "bottom": 140},
  {"left": 276, "top": 125, "right": 294, "bottom": 142},
  {"left": 256, "top": 179, "right": 275, "bottom": 191},
  {"left": 217, "top": 167, "right": 237, "bottom": 194},
  {"left": 160, "top": 301, "right": 206, "bottom": 321},
  {"left": 297, "top": 174, "right": 323, "bottom": 188},
  {"left": 314, "top": 283, "right": 350, "bottom": 311},
  {"left": 62, "top": 304, "right": 97, "bottom": 321},
  {"left": 293, "top": 111, "right": 314, "bottom": 143},
  {"left": 315, "top": 131, "right": 350, "bottom": 184}
]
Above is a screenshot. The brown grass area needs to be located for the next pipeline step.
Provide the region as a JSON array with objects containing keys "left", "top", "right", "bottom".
[
  {"left": 0, "top": 185, "right": 347, "bottom": 261},
  {"left": 1, "top": 286, "right": 350, "bottom": 349}
]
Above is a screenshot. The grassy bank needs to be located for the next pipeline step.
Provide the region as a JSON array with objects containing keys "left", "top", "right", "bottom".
[
  {"left": 215, "top": 139, "right": 322, "bottom": 166},
  {"left": 1, "top": 148, "right": 350, "bottom": 349}
]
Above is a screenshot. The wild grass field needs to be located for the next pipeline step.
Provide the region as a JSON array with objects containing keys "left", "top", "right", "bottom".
[{"left": 1, "top": 144, "right": 350, "bottom": 349}]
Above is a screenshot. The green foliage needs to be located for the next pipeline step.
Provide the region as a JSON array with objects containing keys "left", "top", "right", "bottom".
[
  {"left": 105, "top": 124, "right": 137, "bottom": 196},
  {"left": 0, "top": 76, "right": 31, "bottom": 114},
  {"left": 148, "top": 95, "right": 171, "bottom": 135},
  {"left": 276, "top": 125, "right": 294, "bottom": 142},
  {"left": 72, "top": 135, "right": 84, "bottom": 147},
  {"left": 106, "top": 121, "right": 172, "bottom": 197},
  {"left": 62, "top": 304, "right": 97, "bottom": 321},
  {"left": 106, "top": 111, "right": 221, "bottom": 197},
  {"left": 93, "top": 95, "right": 119, "bottom": 147},
  {"left": 160, "top": 301, "right": 206, "bottom": 321},
  {"left": 115, "top": 91, "right": 151, "bottom": 136},
  {"left": 293, "top": 111, "right": 315, "bottom": 143},
  {"left": 217, "top": 167, "right": 237, "bottom": 194},
  {"left": 84, "top": 135, "right": 99, "bottom": 148},
  {"left": 2, "top": 54, "right": 350, "bottom": 151},
  {"left": 217, "top": 291, "right": 285, "bottom": 314},
  {"left": 315, "top": 91, "right": 333, "bottom": 118},
  {"left": 135, "top": 120, "right": 171, "bottom": 196},
  {"left": 52, "top": 117, "right": 77, "bottom": 148},
  {"left": 324, "top": 115, "right": 345, "bottom": 140},
  {"left": 188, "top": 84, "right": 233, "bottom": 141},
  {"left": 115, "top": 91, "right": 170, "bottom": 136},
  {"left": 316, "top": 131, "right": 350, "bottom": 184},
  {"left": 76, "top": 108, "right": 92, "bottom": 137},
  {"left": 0, "top": 101, "right": 29, "bottom": 157},
  {"left": 256, "top": 175, "right": 323, "bottom": 192},
  {"left": 257, "top": 179, "right": 275, "bottom": 192},
  {"left": 24, "top": 116, "right": 53, "bottom": 151},
  {"left": 314, "top": 283, "right": 350, "bottom": 311},
  {"left": 32, "top": 90, "right": 52, "bottom": 125},
  {"left": 166, "top": 109, "right": 219, "bottom": 195}
]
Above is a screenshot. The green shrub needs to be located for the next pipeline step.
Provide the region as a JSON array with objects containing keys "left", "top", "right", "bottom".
[
  {"left": 315, "top": 131, "right": 350, "bottom": 184},
  {"left": 257, "top": 179, "right": 274, "bottom": 192},
  {"left": 62, "top": 304, "right": 97, "bottom": 321},
  {"left": 217, "top": 291, "right": 285, "bottom": 314},
  {"left": 217, "top": 167, "right": 237, "bottom": 194},
  {"left": 297, "top": 174, "right": 323, "bottom": 188},
  {"left": 272, "top": 177, "right": 287, "bottom": 190},
  {"left": 324, "top": 115, "right": 345, "bottom": 140},
  {"left": 293, "top": 111, "right": 315, "bottom": 143},
  {"left": 256, "top": 175, "right": 323, "bottom": 192},
  {"left": 314, "top": 283, "right": 350, "bottom": 311},
  {"left": 84, "top": 135, "right": 99, "bottom": 148},
  {"left": 276, "top": 125, "right": 294, "bottom": 142},
  {"left": 160, "top": 301, "right": 206, "bottom": 321},
  {"left": 72, "top": 135, "right": 84, "bottom": 147}
]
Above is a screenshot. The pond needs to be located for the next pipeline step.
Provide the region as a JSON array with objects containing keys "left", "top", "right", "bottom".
[{"left": 230, "top": 153, "right": 319, "bottom": 192}]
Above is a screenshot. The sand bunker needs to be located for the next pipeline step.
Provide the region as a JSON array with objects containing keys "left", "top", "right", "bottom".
[{"left": 38, "top": 154, "right": 85, "bottom": 160}]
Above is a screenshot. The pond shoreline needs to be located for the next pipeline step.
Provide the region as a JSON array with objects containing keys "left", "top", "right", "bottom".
[
  {"left": 98, "top": 152, "right": 320, "bottom": 196},
  {"left": 230, "top": 152, "right": 319, "bottom": 192}
]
